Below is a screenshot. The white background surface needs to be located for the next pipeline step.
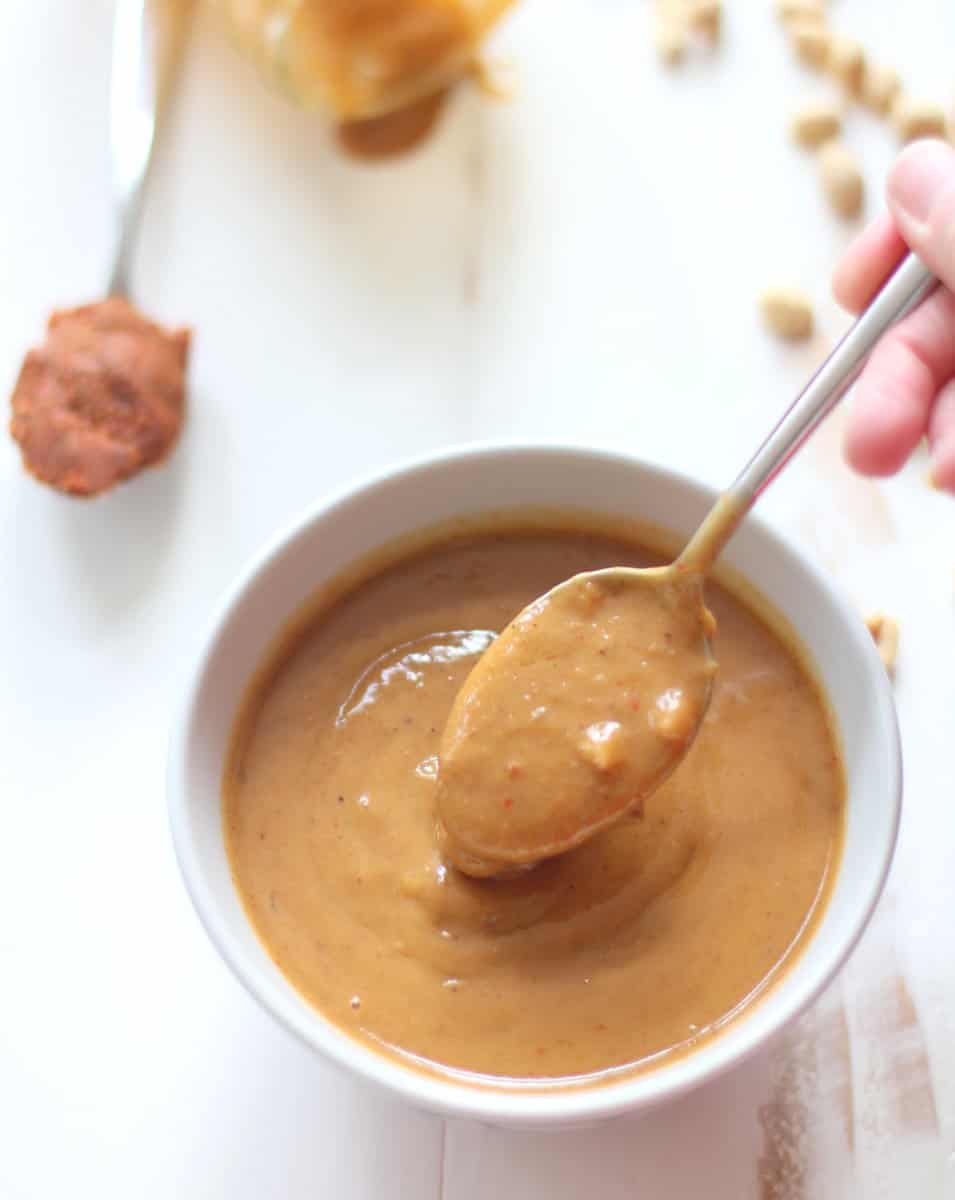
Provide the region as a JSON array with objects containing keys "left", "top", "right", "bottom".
[{"left": 1, "top": 1, "right": 954, "bottom": 1196}]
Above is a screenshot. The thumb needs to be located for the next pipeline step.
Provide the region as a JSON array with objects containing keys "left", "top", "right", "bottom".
[{"left": 887, "top": 138, "right": 955, "bottom": 294}]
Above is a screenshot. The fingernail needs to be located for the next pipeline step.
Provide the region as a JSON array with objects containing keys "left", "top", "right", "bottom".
[{"left": 889, "top": 139, "right": 955, "bottom": 228}]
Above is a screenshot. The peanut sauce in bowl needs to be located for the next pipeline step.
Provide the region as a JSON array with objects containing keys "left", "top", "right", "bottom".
[{"left": 169, "top": 446, "right": 900, "bottom": 1125}]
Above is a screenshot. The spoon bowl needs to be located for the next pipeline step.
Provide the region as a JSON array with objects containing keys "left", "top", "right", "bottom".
[{"left": 437, "top": 563, "right": 716, "bottom": 875}]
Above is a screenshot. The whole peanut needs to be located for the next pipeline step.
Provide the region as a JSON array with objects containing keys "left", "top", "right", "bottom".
[
  {"left": 818, "top": 140, "right": 864, "bottom": 218},
  {"left": 686, "top": 0, "right": 721, "bottom": 40},
  {"left": 860, "top": 63, "right": 901, "bottom": 115},
  {"left": 776, "top": 0, "right": 825, "bottom": 23},
  {"left": 892, "top": 96, "right": 949, "bottom": 143},
  {"left": 827, "top": 34, "right": 865, "bottom": 95},
  {"left": 655, "top": 0, "right": 687, "bottom": 64},
  {"left": 791, "top": 99, "right": 842, "bottom": 148},
  {"left": 789, "top": 17, "right": 830, "bottom": 68},
  {"left": 759, "top": 288, "right": 814, "bottom": 340}
]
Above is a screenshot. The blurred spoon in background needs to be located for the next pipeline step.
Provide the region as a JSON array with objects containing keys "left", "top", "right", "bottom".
[{"left": 9, "top": 0, "right": 195, "bottom": 497}]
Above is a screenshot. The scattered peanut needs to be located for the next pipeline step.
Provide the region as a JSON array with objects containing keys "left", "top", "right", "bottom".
[
  {"left": 860, "top": 63, "right": 901, "bottom": 116},
  {"left": 776, "top": 0, "right": 826, "bottom": 24},
  {"left": 686, "top": 0, "right": 721, "bottom": 41},
  {"left": 892, "top": 95, "right": 949, "bottom": 143},
  {"left": 826, "top": 34, "right": 865, "bottom": 95},
  {"left": 864, "top": 613, "right": 898, "bottom": 676},
  {"left": 818, "top": 139, "right": 864, "bottom": 218},
  {"left": 791, "top": 99, "right": 842, "bottom": 148},
  {"left": 655, "top": 22, "right": 687, "bottom": 64},
  {"left": 759, "top": 287, "right": 815, "bottom": 341},
  {"left": 655, "top": 0, "right": 688, "bottom": 65},
  {"left": 789, "top": 17, "right": 831, "bottom": 68},
  {"left": 653, "top": 0, "right": 938, "bottom": 357}
]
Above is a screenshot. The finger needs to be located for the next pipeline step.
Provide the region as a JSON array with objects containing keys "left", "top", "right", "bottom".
[
  {"left": 832, "top": 215, "right": 908, "bottom": 313},
  {"left": 887, "top": 139, "right": 955, "bottom": 294},
  {"left": 844, "top": 286, "right": 955, "bottom": 476},
  {"left": 928, "top": 377, "right": 955, "bottom": 492}
]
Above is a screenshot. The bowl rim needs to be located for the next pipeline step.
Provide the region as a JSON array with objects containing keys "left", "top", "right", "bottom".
[{"left": 167, "top": 440, "right": 902, "bottom": 1127}]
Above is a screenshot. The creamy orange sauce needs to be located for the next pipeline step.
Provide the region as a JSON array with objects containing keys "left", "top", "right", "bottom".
[{"left": 224, "top": 520, "right": 844, "bottom": 1084}]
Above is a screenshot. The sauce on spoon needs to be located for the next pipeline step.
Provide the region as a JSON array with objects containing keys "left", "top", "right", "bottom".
[{"left": 437, "top": 564, "right": 718, "bottom": 876}]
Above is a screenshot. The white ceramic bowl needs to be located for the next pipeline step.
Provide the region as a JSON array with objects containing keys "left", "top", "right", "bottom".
[{"left": 168, "top": 444, "right": 901, "bottom": 1129}]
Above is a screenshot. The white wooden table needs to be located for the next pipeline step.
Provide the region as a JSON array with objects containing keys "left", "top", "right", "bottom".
[{"left": 1, "top": 1, "right": 953, "bottom": 1195}]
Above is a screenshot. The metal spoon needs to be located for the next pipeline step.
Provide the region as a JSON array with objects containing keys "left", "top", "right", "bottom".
[
  {"left": 438, "top": 253, "right": 936, "bottom": 877},
  {"left": 6, "top": 0, "right": 194, "bottom": 497},
  {"left": 108, "top": 0, "right": 192, "bottom": 297}
]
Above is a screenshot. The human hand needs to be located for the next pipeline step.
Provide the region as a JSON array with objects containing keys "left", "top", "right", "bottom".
[{"left": 833, "top": 138, "right": 955, "bottom": 494}]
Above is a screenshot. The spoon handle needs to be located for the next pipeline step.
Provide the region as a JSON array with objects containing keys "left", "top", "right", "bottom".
[
  {"left": 107, "top": 0, "right": 193, "bottom": 297},
  {"left": 679, "top": 252, "right": 937, "bottom": 572},
  {"left": 734, "top": 252, "right": 936, "bottom": 501}
]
